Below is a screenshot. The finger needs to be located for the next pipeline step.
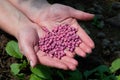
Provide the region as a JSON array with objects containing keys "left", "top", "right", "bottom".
[
  {"left": 70, "top": 8, "right": 94, "bottom": 20},
  {"left": 64, "top": 50, "right": 75, "bottom": 57},
  {"left": 61, "top": 56, "right": 78, "bottom": 70},
  {"left": 34, "top": 45, "right": 39, "bottom": 53},
  {"left": 19, "top": 43, "right": 38, "bottom": 67},
  {"left": 61, "top": 60, "right": 76, "bottom": 71},
  {"left": 37, "top": 50, "right": 68, "bottom": 70},
  {"left": 77, "top": 26, "right": 95, "bottom": 48},
  {"left": 79, "top": 43, "right": 92, "bottom": 54},
  {"left": 62, "top": 56, "right": 78, "bottom": 66},
  {"left": 72, "top": 23, "right": 95, "bottom": 48},
  {"left": 75, "top": 47, "right": 86, "bottom": 57}
]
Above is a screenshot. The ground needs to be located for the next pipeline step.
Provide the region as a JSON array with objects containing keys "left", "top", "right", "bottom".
[{"left": 0, "top": 0, "right": 120, "bottom": 80}]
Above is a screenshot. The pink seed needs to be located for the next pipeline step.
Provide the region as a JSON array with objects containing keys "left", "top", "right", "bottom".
[
  {"left": 39, "top": 24, "right": 82, "bottom": 59},
  {"left": 75, "top": 43, "right": 79, "bottom": 47}
]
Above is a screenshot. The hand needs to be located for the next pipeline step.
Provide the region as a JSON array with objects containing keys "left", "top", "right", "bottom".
[
  {"left": 6, "top": 1, "right": 95, "bottom": 70},
  {"left": 32, "top": 4, "right": 95, "bottom": 57},
  {"left": 26, "top": 4, "right": 95, "bottom": 70},
  {"left": 17, "top": 23, "right": 78, "bottom": 70}
]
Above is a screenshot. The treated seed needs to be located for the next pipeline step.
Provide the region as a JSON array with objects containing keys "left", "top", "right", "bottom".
[
  {"left": 52, "top": 28, "right": 58, "bottom": 33},
  {"left": 39, "top": 24, "right": 82, "bottom": 59},
  {"left": 61, "top": 53, "right": 66, "bottom": 58},
  {"left": 49, "top": 53, "right": 54, "bottom": 58},
  {"left": 75, "top": 35, "right": 80, "bottom": 39},
  {"left": 75, "top": 43, "right": 79, "bottom": 47},
  {"left": 48, "top": 39, "right": 53, "bottom": 44},
  {"left": 74, "top": 39, "right": 79, "bottom": 42},
  {"left": 39, "top": 42, "right": 44, "bottom": 46},
  {"left": 76, "top": 41, "right": 81, "bottom": 45},
  {"left": 69, "top": 47, "right": 74, "bottom": 52}
]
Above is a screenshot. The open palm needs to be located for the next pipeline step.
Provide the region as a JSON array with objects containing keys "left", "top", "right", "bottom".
[
  {"left": 33, "top": 4, "right": 95, "bottom": 56},
  {"left": 18, "top": 23, "right": 78, "bottom": 70},
  {"left": 17, "top": 4, "right": 95, "bottom": 70},
  {"left": 32, "top": 4, "right": 95, "bottom": 70}
]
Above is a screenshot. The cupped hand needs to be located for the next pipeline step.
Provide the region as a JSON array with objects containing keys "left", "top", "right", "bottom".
[
  {"left": 2, "top": 0, "right": 86, "bottom": 70},
  {"left": 17, "top": 23, "right": 78, "bottom": 70},
  {"left": 31, "top": 4, "right": 95, "bottom": 57},
  {"left": 17, "top": 4, "right": 95, "bottom": 70}
]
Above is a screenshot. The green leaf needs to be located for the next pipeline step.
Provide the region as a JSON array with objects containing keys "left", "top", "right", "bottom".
[
  {"left": 21, "top": 60, "right": 28, "bottom": 69},
  {"left": 96, "top": 65, "right": 110, "bottom": 73},
  {"left": 67, "top": 69, "right": 82, "bottom": 80},
  {"left": 103, "top": 75, "right": 117, "bottom": 80},
  {"left": 5, "top": 41, "right": 23, "bottom": 59},
  {"left": 56, "top": 70, "right": 65, "bottom": 80},
  {"left": 84, "top": 65, "right": 109, "bottom": 79},
  {"left": 110, "top": 58, "right": 120, "bottom": 73},
  {"left": 17, "top": 73, "right": 25, "bottom": 79},
  {"left": 84, "top": 70, "right": 96, "bottom": 78},
  {"left": 116, "top": 75, "right": 120, "bottom": 80},
  {"left": 10, "top": 63, "right": 22, "bottom": 75},
  {"left": 30, "top": 74, "right": 43, "bottom": 80},
  {"left": 31, "top": 64, "right": 52, "bottom": 80}
]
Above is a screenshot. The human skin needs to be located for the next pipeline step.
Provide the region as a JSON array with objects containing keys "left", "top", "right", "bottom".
[
  {"left": 0, "top": 0, "right": 80, "bottom": 70},
  {"left": 8, "top": 0, "right": 95, "bottom": 56}
]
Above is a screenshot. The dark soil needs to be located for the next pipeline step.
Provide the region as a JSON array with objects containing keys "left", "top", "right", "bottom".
[
  {"left": 0, "top": 31, "right": 16, "bottom": 80},
  {"left": 0, "top": 0, "right": 120, "bottom": 80}
]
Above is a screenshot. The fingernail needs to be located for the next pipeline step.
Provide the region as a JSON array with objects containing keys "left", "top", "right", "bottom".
[{"left": 30, "top": 61, "right": 34, "bottom": 67}]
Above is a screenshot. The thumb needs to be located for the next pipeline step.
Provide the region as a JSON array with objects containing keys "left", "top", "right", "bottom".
[
  {"left": 19, "top": 43, "right": 38, "bottom": 67},
  {"left": 70, "top": 8, "right": 94, "bottom": 20}
]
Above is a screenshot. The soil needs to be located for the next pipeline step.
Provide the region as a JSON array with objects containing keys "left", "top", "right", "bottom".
[
  {"left": 0, "top": 0, "right": 120, "bottom": 80},
  {"left": 0, "top": 32, "right": 16, "bottom": 80}
]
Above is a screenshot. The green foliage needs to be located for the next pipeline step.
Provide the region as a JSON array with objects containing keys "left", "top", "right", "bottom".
[
  {"left": 5, "top": 40, "right": 83, "bottom": 80},
  {"left": 55, "top": 69, "right": 82, "bottom": 80},
  {"left": 5, "top": 40, "right": 120, "bottom": 80},
  {"left": 30, "top": 74, "right": 43, "bottom": 80},
  {"left": 10, "top": 60, "right": 28, "bottom": 79},
  {"left": 109, "top": 58, "right": 120, "bottom": 73},
  {"left": 67, "top": 70, "right": 82, "bottom": 80},
  {"left": 30, "top": 65, "right": 52, "bottom": 80},
  {"left": 84, "top": 65, "right": 111, "bottom": 80},
  {"left": 83, "top": 58, "right": 120, "bottom": 80},
  {"left": 56, "top": 70, "right": 65, "bottom": 80},
  {"left": 116, "top": 75, "right": 120, "bottom": 80},
  {"left": 10, "top": 63, "right": 22, "bottom": 75},
  {"left": 5, "top": 40, "right": 23, "bottom": 59}
]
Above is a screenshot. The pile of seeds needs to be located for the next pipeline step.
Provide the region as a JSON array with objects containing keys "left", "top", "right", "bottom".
[{"left": 39, "top": 24, "right": 82, "bottom": 59}]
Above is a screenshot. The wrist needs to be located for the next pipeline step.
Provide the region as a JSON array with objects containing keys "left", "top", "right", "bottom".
[
  {"left": 8, "top": 0, "right": 51, "bottom": 21},
  {"left": 26, "top": 2, "right": 51, "bottom": 21}
]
